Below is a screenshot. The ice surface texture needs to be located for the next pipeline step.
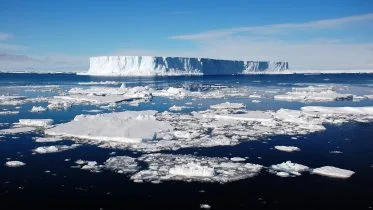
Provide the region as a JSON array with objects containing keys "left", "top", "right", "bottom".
[{"left": 85, "top": 56, "right": 289, "bottom": 76}]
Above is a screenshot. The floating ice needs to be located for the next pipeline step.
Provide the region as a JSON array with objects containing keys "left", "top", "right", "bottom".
[
  {"left": 30, "top": 106, "right": 47, "bottom": 112},
  {"left": 269, "top": 161, "right": 309, "bottom": 177},
  {"left": 5, "top": 160, "right": 25, "bottom": 167},
  {"left": 45, "top": 105, "right": 373, "bottom": 152},
  {"left": 85, "top": 56, "right": 288, "bottom": 76},
  {"left": 169, "top": 163, "right": 216, "bottom": 177},
  {"left": 0, "top": 111, "right": 19, "bottom": 115},
  {"left": 78, "top": 81, "right": 122, "bottom": 85},
  {"left": 45, "top": 111, "right": 173, "bottom": 144},
  {"left": 152, "top": 87, "right": 189, "bottom": 99},
  {"left": 274, "top": 146, "right": 300, "bottom": 152},
  {"left": 210, "top": 102, "right": 246, "bottom": 110},
  {"left": 53, "top": 86, "right": 152, "bottom": 105},
  {"left": 0, "top": 126, "right": 37, "bottom": 134},
  {"left": 34, "top": 137, "right": 64, "bottom": 143},
  {"left": 312, "top": 166, "right": 355, "bottom": 178},
  {"left": 230, "top": 157, "right": 246, "bottom": 162},
  {"left": 0, "top": 95, "right": 27, "bottom": 105},
  {"left": 274, "top": 86, "right": 353, "bottom": 102},
  {"left": 33, "top": 144, "right": 79, "bottom": 154},
  {"left": 131, "top": 154, "right": 263, "bottom": 183},
  {"left": 169, "top": 105, "right": 190, "bottom": 111},
  {"left": 104, "top": 156, "right": 139, "bottom": 173},
  {"left": 200, "top": 204, "right": 211, "bottom": 209},
  {"left": 18, "top": 119, "right": 54, "bottom": 127}
]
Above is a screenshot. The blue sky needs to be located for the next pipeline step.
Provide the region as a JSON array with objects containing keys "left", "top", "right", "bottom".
[{"left": 0, "top": 0, "right": 372, "bottom": 71}]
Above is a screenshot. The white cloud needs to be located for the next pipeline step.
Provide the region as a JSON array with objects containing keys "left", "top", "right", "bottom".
[{"left": 170, "top": 13, "right": 373, "bottom": 40}]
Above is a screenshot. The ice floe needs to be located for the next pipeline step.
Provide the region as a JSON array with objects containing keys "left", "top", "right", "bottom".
[
  {"left": 200, "top": 204, "right": 211, "bottom": 209},
  {"left": 34, "top": 137, "right": 64, "bottom": 143},
  {"left": 210, "top": 102, "right": 246, "bottom": 110},
  {"left": 45, "top": 111, "right": 173, "bottom": 144},
  {"left": 169, "top": 105, "right": 190, "bottom": 111},
  {"left": 104, "top": 156, "right": 139, "bottom": 173},
  {"left": 312, "top": 166, "right": 355, "bottom": 178},
  {"left": 131, "top": 154, "right": 263, "bottom": 183},
  {"left": 5, "top": 160, "right": 26, "bottom": 167},
  {"left": 78, "top": 81, "right": 122, "bottom": 85},
  {"left": 0, "top": 111, "right": 19, "bottom": 115},
  {"left": 53, "top": 86, "right": 152, "bottom": 105},
  {"left": 44, "top": 105, "right": 373, "bottom": 152},
  {"left": 269, "top": 161, "right": 309, "bottom": 177},
  {"left": 0, "top": 126, "right": 37, "bottom": 134},
  {"left": 274, "top": 146, "right": 300, "bottom": 152},
  {"left": 18, "top": 119, "right": 54, "bottom": 127},
  {"left": 274, "top": 86, "right": 353, "bottom": 102},
  {"left": 33, "top": 144, "right": 80, "bottom": 154},
  {"left": 30, "top": 106, "right": 47, "bottom": 112}
]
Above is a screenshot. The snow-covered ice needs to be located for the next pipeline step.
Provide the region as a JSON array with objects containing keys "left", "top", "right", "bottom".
[
  {"left": 30, "top": 106, "right": 47, "bottom": 112},
  {"left": 274, "top": 86, "right": 353, "bottom": 102},
  {"left": 5, "top": 160, "right": 26, "bottom": 167},
  {"left": 274, "top": 146, "right": 300, "bottom": 152},
  {"left": 45, "top": 111, "right": 173, "bottom": 144},
  {"left": 269, "top": 161, "right": 309, "bottom": 177},
  {"left": 200, "top": 204, "right": 211, "bottom": 209},
  {"left": 169, "top": 105, "right": 190, "bottom": 111},
  {"left": 85, "top": 56, "right": 289, "bottom": 76},
  {"left": 33, "top": 144, "right": 80, "bottom": 154},
  {"left": 0, "top": 126, "right": 37, "bottom": 134},
  {"left": 0, "top": 111, "right": 19, "bottom": 115},
  {"left": 78, "top": 81, "right": 122, "bottom": 85},
  {"left": 43, "top": 105, "right": 373, "bottom": 152},
  {"left": 18, "top": 119, "right": 54, "bottom": 127},
  {"left": 210, "top": 102, "right": 246, "bottom": 110},
  {"left": 104, "top": 156, "right": 139, "bottom": 173},
  {"left": 34, "top": 137, "right": 64, "bottom": 143},
  {"left": 131, "top": 153, "right": 263, "bottom": 183},
  {"left": 312, "top": 166, "right": 355, "bottom": 178}
]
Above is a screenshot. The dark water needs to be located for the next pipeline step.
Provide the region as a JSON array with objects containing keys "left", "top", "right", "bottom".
[{"left": 1, "top": 73, "right": 373, "bottom": 209}]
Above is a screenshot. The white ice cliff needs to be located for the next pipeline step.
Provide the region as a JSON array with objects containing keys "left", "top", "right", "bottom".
[{"left": 85, "top": 56, "right": 289, "bottom": 76}]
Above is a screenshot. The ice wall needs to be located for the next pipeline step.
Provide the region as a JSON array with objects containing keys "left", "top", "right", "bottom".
[{"left": 86, "top": 56, "right": 289, "bottom": 76}]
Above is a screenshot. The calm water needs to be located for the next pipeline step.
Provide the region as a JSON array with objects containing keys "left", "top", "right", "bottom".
[{"left": 1, "top": 73, "right": 373, "bottom": 210}]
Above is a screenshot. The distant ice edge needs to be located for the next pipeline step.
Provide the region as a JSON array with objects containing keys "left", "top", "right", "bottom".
[{"left": 84, "top": 56, "right": 289, "bottom": 76}]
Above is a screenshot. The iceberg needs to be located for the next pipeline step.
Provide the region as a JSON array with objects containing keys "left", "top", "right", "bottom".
[{"left": 84, "top": 56, "right": 289, "bottom": 76}]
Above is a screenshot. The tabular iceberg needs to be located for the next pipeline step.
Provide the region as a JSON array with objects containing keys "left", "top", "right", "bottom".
[{"left": 85, "top": 56, "right": 289, "bottom": 76}]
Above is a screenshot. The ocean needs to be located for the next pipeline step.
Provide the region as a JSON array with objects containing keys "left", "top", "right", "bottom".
[{"left": 1, "top": 73, "right": 373, "bottom": 210}]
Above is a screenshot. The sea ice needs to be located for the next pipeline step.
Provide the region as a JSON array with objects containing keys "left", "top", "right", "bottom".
[
  {"left": 104, "top": 156, "right": 139, "bottom": 173},
  {"left": 0, "top": 126, "right": 37, "bottom": 134},
  {"left": 269, "top": 161, "right": 309, "bottom": 177},
  {"left": 78, "top": 81, "right": 122, "bottom": 85},
  {"left": 131, "top": 153, "right": 263, "bottom": 183},
  {"left": 210, "top": 102, "right": 246, "bottom": 110},
  {"left": 274, "top": 146, "right": 300, "bottom": 152},
  {"left": 18, "top": 119, "right": 54, "bottom": 127},
  {"left": 30, "top": 106, "right": 47, "bottom": 112},
  {"left": 0, "top": 111, "right": 19, "bottom": 115},
  {"left": 34, "top": 137, "right": 64, "bottom": 143},
  {"left": 274, "top": 86, "right": 353, "bottom": 102},
  {"left": 45, "top": 111, "right": 173, "bottom": 144},
  {"left": 33, "top": 144, "right": 80, "bottom": 154},
  {"left": 5, "top": 160, "right": 26, "bottom": 167},
  {"left": 200, "top": 204, "right": 211, "bottom": 209},
  {"left": 312, "top": 166, "right": 355, "bottom": 178}
]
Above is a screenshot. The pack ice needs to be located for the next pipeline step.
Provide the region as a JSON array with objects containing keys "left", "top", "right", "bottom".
[
  {"left": 84, "top": 56, "right": 289, "bottom": 76},
  {"left": 45, "top": 111, "right": 173, "bottom": 144},
  {"left": 44, "top": 105, "right": 373, "bottom": 153}
]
